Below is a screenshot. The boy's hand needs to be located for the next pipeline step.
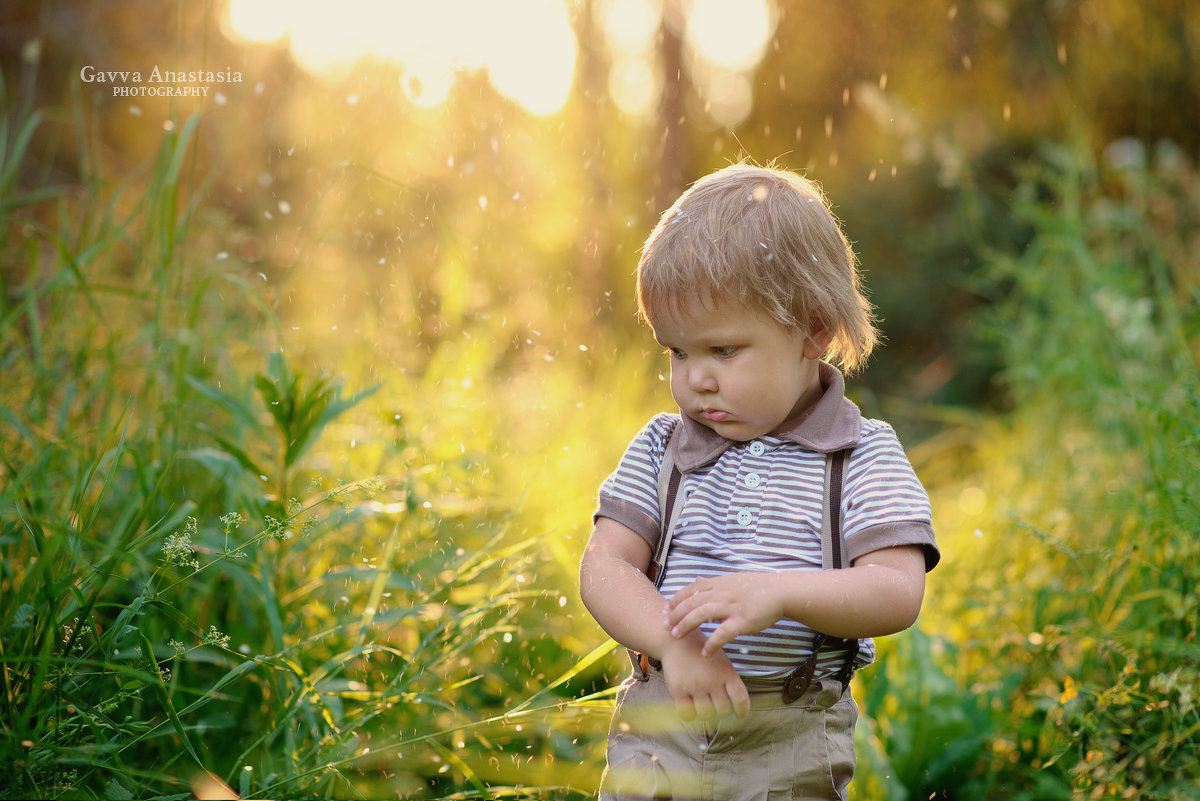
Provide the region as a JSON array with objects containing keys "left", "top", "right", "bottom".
[
  {"left": 660, "top": 633, "right": 750, "bottom": 720},
  {"left": 664, "top": 572, "right": 786, "bottom": 657}
]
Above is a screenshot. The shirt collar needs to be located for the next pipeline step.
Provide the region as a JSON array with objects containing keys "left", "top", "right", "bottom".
[{"left": 670, "top": 361, "right": 863, "bottom": 472}]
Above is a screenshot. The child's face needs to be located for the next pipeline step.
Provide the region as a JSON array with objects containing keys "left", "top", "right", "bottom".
[{"left": 649, "top": 297, "right": 827, "bottom": 441}]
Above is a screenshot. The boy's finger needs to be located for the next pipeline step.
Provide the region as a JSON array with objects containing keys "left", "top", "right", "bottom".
[
  {"left": 667, "top": 607, "right": 708, "bottom": 638},
  {"left": 701, "top": 621, "right": 742, "bottom": 656},
  {"left": 728, "top": 680, "right": 751, "bottom": 719},
  {"left": 662, "top": 601, "right": 689, "bottom": 631},
  {"left": 663, "top": 590, "right": 704, "bottom": 622},
  {"left": 691, "top": 694, "right": 717, "bottom": 721},
  {"left": 711, "top": 690, "right": 733, "bottom": 719},
  {"left": 664, "top": 577, "right": 718, "bottom": 610},
  {"left": 663, "top": 584, "right": 695, "bottom": 611},
  {"left": 674, "top": 697, "right": 697, "bottom": 722}
]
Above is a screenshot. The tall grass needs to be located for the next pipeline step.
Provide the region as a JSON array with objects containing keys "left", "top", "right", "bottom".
[
  {"left": 7, "top": 75, "right": 1196, "bottom": 801},
  {"left": 901, "top": 140, "right": 1200, "bottom": 800},
  {"left": 0, "top": 93, "right": 618, "bottom": 798}
]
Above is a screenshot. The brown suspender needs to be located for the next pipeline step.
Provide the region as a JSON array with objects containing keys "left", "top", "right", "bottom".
[
  {"left": 627, "top": 425, "right": 684, "bottom": 678},
  {"left": 631, "top": 422, "right": 858, "bottom": 702},
  {"left": 782, "top": 447, "right": 859, "bottom": 703},
  {"left": 646, "top": 428, "right": 684, "bottom": 588}
]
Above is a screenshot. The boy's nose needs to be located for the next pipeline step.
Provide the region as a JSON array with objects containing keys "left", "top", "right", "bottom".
[{"left": 687, "top": 363, "right": 718, "bottom": 393}]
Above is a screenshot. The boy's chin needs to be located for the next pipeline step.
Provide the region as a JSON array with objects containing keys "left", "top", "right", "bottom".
[{"left": 688, "top": 414, "right": 763, "bottom": 441}]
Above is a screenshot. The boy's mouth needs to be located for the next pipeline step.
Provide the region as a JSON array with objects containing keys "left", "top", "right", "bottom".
[{"left": 700, "top": 408, "right": 730, "bottom": 422}]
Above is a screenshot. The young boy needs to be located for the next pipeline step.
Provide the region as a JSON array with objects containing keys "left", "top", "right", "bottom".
[{"left": 579, "top": 163, "right": 939, "bottom": 800}]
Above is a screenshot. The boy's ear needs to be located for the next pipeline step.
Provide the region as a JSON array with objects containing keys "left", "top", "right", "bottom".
[{"left": 803, "top": 327, "right": 834, "bottom": 359}]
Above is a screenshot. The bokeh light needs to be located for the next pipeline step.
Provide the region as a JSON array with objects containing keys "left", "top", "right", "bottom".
[
  {"left": 224, "top": 0, "right": 578, "bottom": 115},
  {"left": 684, "top": 0, "right": 775, "bottom": 72},
  {"left": 224, "top": 0, "right": 778, "bottom": 124}
]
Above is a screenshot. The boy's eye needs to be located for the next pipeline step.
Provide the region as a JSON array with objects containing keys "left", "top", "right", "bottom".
[
  {"left": 713, "top": 346, "right": 738, "bottom": 358},
  {"left": 664, "top": 347, "right": 685, "bottom": 359}
]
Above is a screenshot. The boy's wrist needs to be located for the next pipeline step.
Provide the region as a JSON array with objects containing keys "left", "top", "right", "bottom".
[{"left": 660, "top": 629, "right": 724, "bottom": 667}]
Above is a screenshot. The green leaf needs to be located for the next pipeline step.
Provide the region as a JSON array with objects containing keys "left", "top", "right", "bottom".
[
  {"left": 185, "top": 375, "right": 260, "bottom": 431},
  {"left": 104, "top": 777, "right": 134, "bottom": 800},
  {"left": 138, "top": 630, "right": 207, "bottom": 771},
  {"left": 238, "top": 766, "right": 254, "bottom": 799},
  {"left": 191, "top": 427, "right": 267, "bottom": 483},
  {"left": 182, "top": 446, "right": 251, "bottom": 484},
  {"left": 164, "top": 114, "right": 201, "bottom": 188},
  {"left": 253, "top": 352, "right": 381, "bottom": 469},
  {"left": 0, "top": 109, "right": 45, "bottom": 196}
]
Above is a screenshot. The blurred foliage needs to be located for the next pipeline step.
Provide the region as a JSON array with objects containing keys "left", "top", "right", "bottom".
[
  {"left": 2, "top": 0, "right": 1197, "bottom": 422},
  {"left": 1, "top": 0, "right": 1198, "bottom": 798},
  {"left": 909, "top": 140, "right": 1200, "bottom": 799},
  {"left": 0, "top": 98, "right": 600, "bottom": 797}
]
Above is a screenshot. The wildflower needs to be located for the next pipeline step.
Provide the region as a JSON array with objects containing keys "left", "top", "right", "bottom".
[
  {"left": 326, "top": 483, "right": 350, "bottom": 509},
  {"left": 169, "top": 639, "right": 186, "bottom": 656},
  {"left": 1151, "top": 669, "right": 1196, "bottom": 715},
  {"left": 285, "top": 497, "right": 320, "bottom": 538},
  {"left": 299, "top": 515, "right": 320, "bottom": 538},
  {"left": 56, "top": 769, "right": 79, "bottom": 797},
  {"left": 62, "top": 618, "right": 93, "bottom": 652},
  {"left": 264, "top": 515, "right": 291, "bottom": 541},
  {"left": 219, "top": 512, "right": 245, "bottom": 534},
  {"left": 162, "top": 517, "right": 201, "bottom": 571},
  {"left": 203, "top": 626, "right": 231, "bottom": 649}
]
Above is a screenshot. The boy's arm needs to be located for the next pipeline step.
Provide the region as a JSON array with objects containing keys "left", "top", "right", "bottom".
[
  {"left": 579, "top": 516, "right": 672, "bottom": 655},
  {"left": 580, "top": 516, "right": 751, "bottom": 719},
  {"left": 663, "top": 545, "right": 926, "bottom": 657}
]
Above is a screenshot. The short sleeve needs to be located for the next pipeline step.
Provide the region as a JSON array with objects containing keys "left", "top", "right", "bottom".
[
  {"left": 842, "top": 420, "right": 940, "bottom": 571},
  {"left": 593, "top": 413, "right": 679, "bottom": 550}
]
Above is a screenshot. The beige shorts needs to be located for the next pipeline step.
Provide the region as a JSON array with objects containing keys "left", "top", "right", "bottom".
[{"left": 599, "top": 669, "right": 857, "bottom": 801}]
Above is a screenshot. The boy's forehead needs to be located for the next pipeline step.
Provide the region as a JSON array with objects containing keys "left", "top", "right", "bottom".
[
  {"left": 649, "top": 296, "right": 769, "bottom": 340},
  {"left": 648, "top": 292, "right": 720, "bottom": 329}
]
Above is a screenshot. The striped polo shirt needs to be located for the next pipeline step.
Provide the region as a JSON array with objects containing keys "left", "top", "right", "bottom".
[{"left": 595, "top": 362, "right": 938, "bottom": 682}]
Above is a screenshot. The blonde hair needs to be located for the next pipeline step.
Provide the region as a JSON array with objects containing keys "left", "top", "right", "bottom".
[{"left": 637, "top": 163, "right": 877, "bottom": 374}]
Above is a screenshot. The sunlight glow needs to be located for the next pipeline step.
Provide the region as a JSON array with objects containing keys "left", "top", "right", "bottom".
[
  {"left": 695, "top": 65, "right": 753, "bottom": 128},
  {"left": 685, "top": 0, "right": 775, "bottom": 72},
  {"left": 223, "top": 0, "right": 578, "bottom": 116},
  {"left": 684, "top": 0, "right": 775, "bottom": 127},
  {"left": 225, "top": 0, "right": 289, "bottom": 43},
  {"left": 598, "top": 0, "right": 661, "bottom": 56},
  {"left": 597, "top": 0, "right": 662, "bottom": 118},
  {"left": 224, "top": 0, "right": 774, "bottom": 123},
  {"left": 485, "top": 0, "right": 577, "bottom": 116},
  {"left": 609, "top": 54, "right": 659, "bottom": 117}
]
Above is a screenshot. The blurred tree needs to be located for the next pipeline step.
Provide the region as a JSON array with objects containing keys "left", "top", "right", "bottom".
[
  {"left": 2, "top": 0, "right": 1196, "bottom": 414},
  {"left": 651, "top": 0, "right": 688, "bottom": 215}
]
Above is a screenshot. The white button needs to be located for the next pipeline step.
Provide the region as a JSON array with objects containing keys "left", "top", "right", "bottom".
[
  {"left": 749, "top": 441, "right": 766, "bottom": 456},
  {"left": 745, "top": 471, "right": 762, "bottom": 488},
  {"left": 736, "top": 509, "right": 753, "bottom": 526}
]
